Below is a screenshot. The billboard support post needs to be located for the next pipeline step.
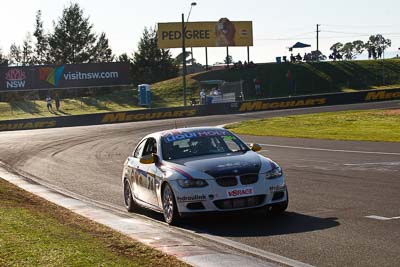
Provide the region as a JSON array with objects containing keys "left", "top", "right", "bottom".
[
  {"left": 182, "top": 13, "right": 187, "bottom": 107},
  {"left": 226, "top": 46, "right": 229, "bottom": 68},
  {"left": 181, "top": 2, "right": 197, "bottom": 107},
  {"left": 247, "top": 46, "right": 250, "bottom": 63},
  {"left": 205, "top": 47, "right": 208, "bottom": 71}
]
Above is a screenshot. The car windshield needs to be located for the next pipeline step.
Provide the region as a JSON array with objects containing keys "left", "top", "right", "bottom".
[{"left": 161, "top": 130, "right": 249, "bottom": 160}]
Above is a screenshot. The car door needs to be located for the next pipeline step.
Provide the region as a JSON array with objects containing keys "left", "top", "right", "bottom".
[
  {"left": 137, "top": 138, "right": 160, "bottom": 207},
  {"left": 128, "top": 139, "right": 147, "bottom": 201}
]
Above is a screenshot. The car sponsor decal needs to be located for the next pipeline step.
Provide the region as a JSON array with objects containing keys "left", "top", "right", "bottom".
[
  {"left": 159, "top": 162, "right": 194, "bottom": 180},
  {"left": 227, "top": 187, "right": 254, "bottom": 198},
  {"left": 162, "top": 129, "right": 231, "bottom": 143},
  {"left": 239, "top": 98, "right": 327, "bottom": 112},
  {"left": 101, "top": 109, "right": 197, "bottom": 123},
  {"left": 177, "top": 194, "right": 207, "bottom": 202},
  {"left": 0, "top": 120, "right": 57, "bottom": 131},
  {"left": 216, "top": 162, "right": 242, "bottom": 169},
  {"left": 365, "top": 90, "right": 400, "bottom": 101}
]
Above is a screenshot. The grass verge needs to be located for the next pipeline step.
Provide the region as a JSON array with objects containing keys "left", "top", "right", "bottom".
[
  {"left": 226, "top": 109, "right": 400, "bottom": 142},
  {"left": 0, "top": 178, "right": 189, "bottom": 267}
]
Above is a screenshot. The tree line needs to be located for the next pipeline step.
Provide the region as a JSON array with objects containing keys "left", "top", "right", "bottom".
[
  {"left": 329, "top": 34, "right": 392, "bottom": 60},
  {"left": 0, "top": 3, "right": 178, "bottom": 85}
]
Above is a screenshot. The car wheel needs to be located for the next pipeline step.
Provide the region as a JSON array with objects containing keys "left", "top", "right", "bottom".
[
  {"left": 123, "top": 179, "right": 137, "bottom": 212},
  {"left": 267, "top": 189, "right": 288, "bottom": 215},
  {"left": 162, "top": 183, "right": 180, "bottom": 225}
]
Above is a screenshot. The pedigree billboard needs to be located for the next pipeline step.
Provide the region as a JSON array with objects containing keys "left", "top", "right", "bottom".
[{"left": 157, "top": 18, "right": 253, "bottom": 48}]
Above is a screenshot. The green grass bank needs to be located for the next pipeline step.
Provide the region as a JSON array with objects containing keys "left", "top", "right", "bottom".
[
  {"left": 226, "top": 109, "right": 400, "bottom": 142},
  {"left": 0, "top": 179, "right": 188, "bottom": 266}
]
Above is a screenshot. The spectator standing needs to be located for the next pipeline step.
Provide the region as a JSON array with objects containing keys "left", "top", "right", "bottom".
[
  {"left": 286, "top": 70, "right": 294, "bottom": 93},
  {"left": 200, "top": 89, "right": 206, "bottom": 104},
  {"left": 46, "top": 95, "right": 53, "bottom": 111},
  {"left": 55, "top": 95, "right": 60, "bottom": 111},
  {"left": 254, "top": 78, "right": 261, "bottom": 96}
]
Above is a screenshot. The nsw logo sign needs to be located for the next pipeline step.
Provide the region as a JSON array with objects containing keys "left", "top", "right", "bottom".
[{"left": 5, "top": 69, "right": 26, "bottom": 89}]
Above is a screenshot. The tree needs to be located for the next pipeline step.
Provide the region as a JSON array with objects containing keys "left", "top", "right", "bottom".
[
  {"left": 330, "top": 42, "right": 343, "bottom": 52},
  {"left": 174, "top": 51, "right": 191, "bottom": 65},
  {"left": 118, "top": 53, "right": 130, "bottom": 63},
  {"left": 8, "top": 43, "right": 22, "bottom": 65},
  {"left": 340, "top": 42, "right": 355, "bottom": 60},
  {"left": 132, "top": 27, "right": 178, "bottom": 84},
  {"left": 48, "top": 3, "right": 96, "bottom": 63},
  {"left": 0, "top": 48, "right": 8, "bottom": 66},
  {"left": 337, "top": 40, "right": 364, "bottom": 60},
  {"left": 365, "top": 34, "right": 391, "bottom": 59},
  {"left": 352, "top": 40, "right": 365, "bottom": 55},
  {"left": 329, "top": 42, "right": 343, "bottom": 60},
  {"left": 224, "top": 55, "right": 233, "bottom": 64},
  {"left": 33, "top": 10, "right": 50, "bottom": 64},
  {"left": 21, "top": 33, "right": 35, "bottom": 65},
  {"left": 91, "top": 32, "right": 114, "bottom": 62}
]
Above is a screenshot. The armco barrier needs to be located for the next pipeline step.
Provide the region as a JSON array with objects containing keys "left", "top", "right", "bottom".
[{"left": 0, "top": 88, "right": 399, "bottom": 132}]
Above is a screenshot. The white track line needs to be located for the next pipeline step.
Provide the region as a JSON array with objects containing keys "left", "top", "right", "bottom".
[
  {"left": 365, "top": 215, "right": 400, "bottom": 221},
  {"left": 344, "top": 162, "right": 400, "bottom": 166},
  {"left": 258, "top": 144, "right": 400, "bottom": 156}
]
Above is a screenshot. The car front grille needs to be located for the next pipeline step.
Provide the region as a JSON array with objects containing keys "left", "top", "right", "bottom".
[
  {"left": 214, "top": 173, "right": 259, "bottom": 187},
  {"left": 240, "top": 174, "right": 259, "bottom": 185},
  {"left": 215, "top": 177, "right": 238, "bottom": 187},
  {"left": 213, "top": 195, "right": 266, "bottom": 210}
]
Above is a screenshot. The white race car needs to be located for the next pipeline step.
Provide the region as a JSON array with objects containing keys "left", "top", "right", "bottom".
[{"left": 122, "top": 127, "right": 288, "bottom": 225}]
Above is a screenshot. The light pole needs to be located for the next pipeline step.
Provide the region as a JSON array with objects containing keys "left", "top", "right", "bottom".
[{"left": 182, "top": 2, "right": 196, "bottom": 107}]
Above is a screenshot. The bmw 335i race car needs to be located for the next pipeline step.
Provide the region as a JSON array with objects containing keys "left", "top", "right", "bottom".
[{"left": 122, "top": 127, "right": 288, "bottom": 225}]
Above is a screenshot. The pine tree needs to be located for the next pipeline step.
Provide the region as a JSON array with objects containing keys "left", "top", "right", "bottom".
[
  {"left": 48, "top": 3, "right": 96, "bottom": 63},
  {"left": 118, "top": 53, "right": 130, "bottom": 63},
  {"left": 33, "top": 10, "right": 50, "bottom": 64},
  {"left": 21, "top": 33, "right": 34, "bottom": 65},
  {"left": 8, "top": 43, "right": 22, "bottom": 66},
  {"left": 0, "top": 48, "right": 8, "bottom": 66},
  {"left": 92, "top": 32, "right": 114, "bottom": 62},
  {"left": 132, "top": 27, "right": 178, "bottom": 84}
]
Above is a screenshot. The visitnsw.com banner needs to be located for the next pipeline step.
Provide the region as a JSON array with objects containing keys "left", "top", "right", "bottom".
[{"left": 0, "top": 62, "right": 131, "bottom": 91}]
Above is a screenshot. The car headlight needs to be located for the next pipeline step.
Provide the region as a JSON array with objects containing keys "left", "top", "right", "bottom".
[
  {"left": 265, "top": 166, "right": 283, "bottom": 179},
  {"left": 177, "top": 179, "right": 208, "bottom": 188}
]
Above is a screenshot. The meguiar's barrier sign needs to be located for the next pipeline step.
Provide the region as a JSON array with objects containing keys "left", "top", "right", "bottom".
[
  {"left": 0, "top": 62, "right": 130, "bottom": 92},
  {"left": 157, "top": 19, "right": 253, "bottom": 48},
  {"left": 0, "top": 88, "right": 399, "bottom": 132}
]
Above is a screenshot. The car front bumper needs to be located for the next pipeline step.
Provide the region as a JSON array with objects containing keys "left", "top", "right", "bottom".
[{"left": 170, "top": 175, "right": 288, "bottom": 214}]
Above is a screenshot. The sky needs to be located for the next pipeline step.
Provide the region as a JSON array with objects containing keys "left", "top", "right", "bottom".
[{"left": 1, "top": 0, "right": 399, "bottom": 65}]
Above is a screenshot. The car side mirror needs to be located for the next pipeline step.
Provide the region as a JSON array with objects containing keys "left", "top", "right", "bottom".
[
  {"left": 152, "top": 153, "right": 160, "bottom": 164},
  {"left": 139, "top": 154, "right": 155, "bottom": 164},
  {"left": 250, "top": 143, "right": 262, "bottom": 152}
]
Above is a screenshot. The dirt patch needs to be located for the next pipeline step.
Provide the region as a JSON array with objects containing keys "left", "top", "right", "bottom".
[{"left": 382, "top": 109, "right": 400, "bottom": 115}]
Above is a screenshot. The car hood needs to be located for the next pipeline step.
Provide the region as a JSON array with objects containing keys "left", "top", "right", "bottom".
[{"left": 169, "top": 151, "right": 262, "bottom": 177}]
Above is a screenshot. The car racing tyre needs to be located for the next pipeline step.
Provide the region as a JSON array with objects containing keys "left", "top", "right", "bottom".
[
  {"left": 162, "top": 183, "right": 181, "bottom": 225},
  {"left": 267, "top": 189, "right": 289, "bottom": 215},
  {"left": 123, "top": 179, "right": 137, "bottom": 212}
]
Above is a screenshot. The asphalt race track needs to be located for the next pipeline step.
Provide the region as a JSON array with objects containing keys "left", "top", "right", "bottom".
[{"left": 1, "top": 101, "right": 399, "bottom": 267}]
